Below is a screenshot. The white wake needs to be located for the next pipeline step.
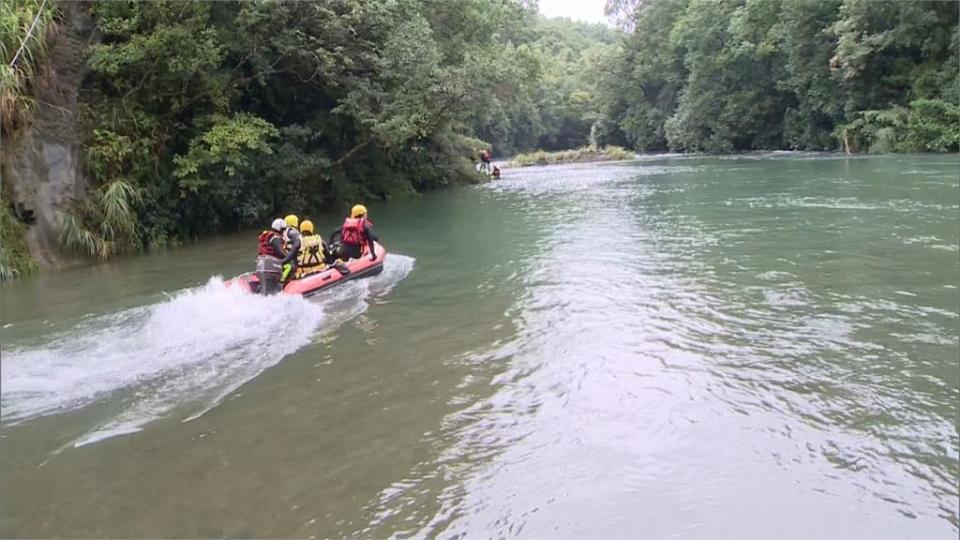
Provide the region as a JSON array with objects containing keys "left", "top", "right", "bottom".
[{"left": 0, "top": 254, "right": 415, "bottom": 447}]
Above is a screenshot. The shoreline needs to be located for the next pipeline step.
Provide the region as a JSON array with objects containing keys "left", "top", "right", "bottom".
[
  {"left": 7, "top": 153, "right": 959, "bottom": 280},
  {"left": 505, "top": 146, "right": 634, "bottom": 168},
  {"left": 498, "top": 148, "right": 960, "bottom": 170}
]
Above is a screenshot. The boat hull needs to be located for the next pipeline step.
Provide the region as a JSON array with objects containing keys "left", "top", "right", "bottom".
[{"left": 226, "top": 242, "right": 386, "bottom": 297}]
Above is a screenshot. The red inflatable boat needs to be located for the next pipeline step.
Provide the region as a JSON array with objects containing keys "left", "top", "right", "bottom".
[{"left": 226, "top": 242, "right": 386, "bottom": 297}]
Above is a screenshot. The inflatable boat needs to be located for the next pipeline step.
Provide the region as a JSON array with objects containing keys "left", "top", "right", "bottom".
[{"left": 226, "top": 242, "right": 386, "bottom": 297}]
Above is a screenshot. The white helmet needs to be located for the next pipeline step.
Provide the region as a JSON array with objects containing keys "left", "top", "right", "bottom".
[{"left": 271, "top": 218, "right": 286, "bottom": 232}]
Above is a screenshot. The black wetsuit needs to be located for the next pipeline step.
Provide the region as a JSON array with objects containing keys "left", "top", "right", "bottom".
[
  {"left": 266, "top": 235, "right": 284, "bottom": 258},
  {"left": 281, "top": 227, "right": 301, "bottom": 278},
  {"left": 330, "top": 222, "right": 378, "bottom": 260}
]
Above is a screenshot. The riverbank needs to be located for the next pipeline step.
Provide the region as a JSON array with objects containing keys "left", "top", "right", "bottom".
[{"left": 507, "top": 146, "right": 634, "bottom": 168}]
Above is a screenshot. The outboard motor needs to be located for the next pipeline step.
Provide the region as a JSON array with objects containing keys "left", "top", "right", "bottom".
[{"left": 255, "top": 255, "right": 283, "bottom": 295}]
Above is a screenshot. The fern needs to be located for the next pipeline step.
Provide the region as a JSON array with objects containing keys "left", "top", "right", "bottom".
[
  {"left": 99, "top": 179, "right": 140, "bottom": 240},
  {"left": 57, "top": 209, "right": 99, "bottom": 258}
]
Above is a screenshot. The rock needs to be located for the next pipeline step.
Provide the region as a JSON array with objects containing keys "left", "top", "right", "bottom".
[{"left": 2, "top": 2, "right": 97, "bottom": 268}]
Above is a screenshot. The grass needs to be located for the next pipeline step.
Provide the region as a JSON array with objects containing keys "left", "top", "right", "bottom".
[
  {"left": 510, "top": 145, "right": 635, "bottom": 167},
  {"left": 57, "top": 179, "right": 141, "bottom": 260},
  {"left": 0, "top": 202, "right": 37, "bottom": 281},
  {"left": 1, "top": 0, "right": 58, "bottom": 135},
  {"left": 57, "top": 207, "right": 103, "bottom": 260}
]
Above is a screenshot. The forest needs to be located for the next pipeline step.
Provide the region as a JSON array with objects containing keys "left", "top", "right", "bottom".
[
  {"left": 600, "top": 0, "right": 958, "bottom": 154},
  {"left": 1, "top": 0, "right": 957, "bottom": 276}
]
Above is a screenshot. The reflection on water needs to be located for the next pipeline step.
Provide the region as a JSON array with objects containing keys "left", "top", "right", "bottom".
[{"left": 1, "top": 154, "right": 958, "bottom": 538}]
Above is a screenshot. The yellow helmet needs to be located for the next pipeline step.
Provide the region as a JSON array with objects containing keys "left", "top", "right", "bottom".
[
  {"left": 300, "top": 219, "right": 314, "bottom": 235},
  {"left": 351, "top": 204, "right": 367, "bottom": 218},
  {"left": 284, "top": 214, "right": 299, "bottom": 228}
]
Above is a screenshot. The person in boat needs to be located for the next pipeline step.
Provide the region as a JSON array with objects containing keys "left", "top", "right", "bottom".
[
  {"left": 330, "top": 204, "right": 378, "bottom": 262},
  {"left": 491, "top": 165, "right": 501, "bottom": 179},
  {"left": 256, "top": 218, "right": 287, "bottom": 295},
  {"left": 295, "top": 219, "right": 328, "bottom": 279},
  {"left": 280, "top": 214, "right": 301, "bottom": 283}
]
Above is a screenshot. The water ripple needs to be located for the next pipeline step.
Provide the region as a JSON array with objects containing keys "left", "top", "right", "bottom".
[{"left": 370, "top": 156, "right": 959, "bottom": 537}]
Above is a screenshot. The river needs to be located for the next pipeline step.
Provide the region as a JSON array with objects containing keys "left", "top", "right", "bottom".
[{"left": 1, "top": 154, "right": 958, "bottom": 538}]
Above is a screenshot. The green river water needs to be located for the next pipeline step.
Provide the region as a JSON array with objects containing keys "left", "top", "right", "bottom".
[{"left": 1, "top": 154, "right": 958, "bottom": 538}]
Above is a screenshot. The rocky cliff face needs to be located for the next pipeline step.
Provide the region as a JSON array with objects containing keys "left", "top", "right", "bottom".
[
  {"left": 4, "top": 133, "right": 85, "bottom": 267},
  {"left": 2, "top": 2, "right": 95, "bottom": 268}
]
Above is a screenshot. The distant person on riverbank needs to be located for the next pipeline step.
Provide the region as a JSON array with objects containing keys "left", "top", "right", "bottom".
[
  {"left": 295, "top": 219, "right": 328, "bottom": 279},
  {"left": 331, "top": 204, "right": 378, "bottom": 262},
  {"left": 280, "top": 214, "right": 301, "bottom": 282},
  {"left": 492, "top": 165, "right": 501, "bottom": 179},
  {"left": 479, "top": 149, "right": 492, "bottom": 174}
]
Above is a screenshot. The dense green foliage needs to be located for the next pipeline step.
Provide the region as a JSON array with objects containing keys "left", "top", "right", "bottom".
[
  {"left": 600, "top": 0, "right": 959, "bottom": 153},
  {"left": 1, "top": 0, "right": 56, "bottom": 135},
  {"left": 470, "top": 17, "right": 621, "bottom": 155},
  {"left": 3, "top": 0, "right": 956, "bottom": 272},
  {"left": 57, "top": 0, "right": 539, "bottom": 255},
  {"left": 6, "top": 0, "right": 627, "bottom": 268}
]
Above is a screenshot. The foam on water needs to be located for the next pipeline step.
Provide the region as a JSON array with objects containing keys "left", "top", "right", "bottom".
[{"left": 0, "top": 255, "right": 415, "bottom": 447}]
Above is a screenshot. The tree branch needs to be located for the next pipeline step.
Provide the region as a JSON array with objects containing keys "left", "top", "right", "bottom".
[
  {"left": 331, "top": 139, "right": 372, "bottom": 167},
  {"left": 330, "top": 90, "right": 469, "bottom": 169}
]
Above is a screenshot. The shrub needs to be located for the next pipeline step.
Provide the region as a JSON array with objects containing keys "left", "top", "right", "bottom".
[
  {"left": 904, "top": 99, "right": 959, "bottom": 152},
  {"left": 0, "top": 203, "right": 37, "bottom": 281},
  {"left": 510, "top": 145, "right": 635, "bottom": 167}
]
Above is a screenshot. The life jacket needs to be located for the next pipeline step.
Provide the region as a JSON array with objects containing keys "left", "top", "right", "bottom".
[
  {"left": 298, "top": 234, "right": 325, "bottom": 268},
  {"left": 341, "top": 216, "right": 369, "bottom": 246},
  {"left": 258, "top": 230, "right": 280, "bottom": 256}
]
